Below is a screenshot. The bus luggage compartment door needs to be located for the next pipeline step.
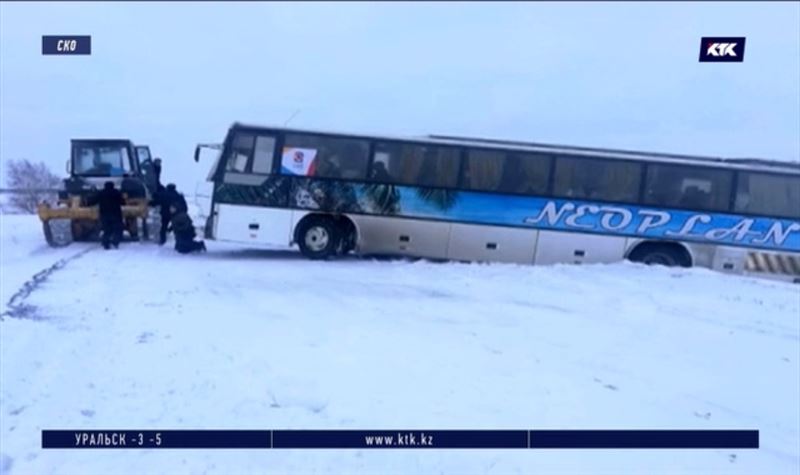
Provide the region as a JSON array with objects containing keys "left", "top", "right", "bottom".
[
  {"left": 215, "top": 204, "right": 293, "bottom": 245},
  {"left": 534, "top": 230, "right": 627, "bottom": 266},
  {"left": 712, "top": 246, "right": 746, "bottom": 274},
  {"left": 447, "top": 223, "right": 538, "bottom": 263},
  {"left": 353, "top": 215, "right": 450, "bottom": 259}
]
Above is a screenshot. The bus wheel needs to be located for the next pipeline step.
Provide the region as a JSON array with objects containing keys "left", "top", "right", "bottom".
[
  {"left": 336, "top": 218, "right": 356, "bottom": 255},
  {"left": 628, "top": 242, "right": 691, "bottom": 268},
  {"left": 297, "top": 216, "right": 339, "bottom": 260}
]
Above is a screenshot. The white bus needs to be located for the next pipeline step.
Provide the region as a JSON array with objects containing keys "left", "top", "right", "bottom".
[{"left": 195, "top": 123, "right": 800, "bottom": 282}]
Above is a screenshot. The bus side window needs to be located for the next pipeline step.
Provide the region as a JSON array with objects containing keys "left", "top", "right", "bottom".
[
  {"left": 734, "top": 190, "right": 750, "bottom": 211},
  {"left": 644, "top": 164, "right": 732, "bottom": 212},
  {"left": 284, "top": 134, "right": 369, "bottom": 179},
  {"left": 500, "top": 154, "right": 527, "bottom": 192},
  {"left": 462, "top": 149, "right": 552, "bottom": 194},
  {"left": 420, "top": 147, "right": 460, "bottom": 187},
  {"left": 416, "top": 149, "right": 436, "bottom": 186},
  {"left": 735, "top": 172, "right": 800, "bottom": 219},
  {"left": 553, "top": 156, "right": 640, "bottom": 202},
  {"left": 251, "top": 136, "right": 276, "bottom": 174},
  {"left": 315, "top": 149, "right": 342, "bottom": 178},
  {"left": 372, "top": 142, "right": 422, "bottom": 185},
  {"left": 372, "top": 142, "right": 458, "bottom": 188},
  {"left": 339, "top": 143, "right": 370, "bottom": 179},
  {"left": 678, "top": 185, "right": 710, "bottom": 209},
  {"left": 370, "top": 151, "right": 393, "bottom": 181},
  {"left": 226, "top": 133, "right": 255, "bottom": 173},
  {"left": 463, "top": 149, "right": 504, "bottom": 192},
  {"left": 500, "top": 153, "right": 550, "bottom": 195}
]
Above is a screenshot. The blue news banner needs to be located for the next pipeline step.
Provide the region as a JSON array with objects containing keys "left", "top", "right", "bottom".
[
  {"left": 41, "top": 36, "right": 91, "bottom": 55},
  {"left": 42, "top": 430, "right": 759, "bottom": 449}
]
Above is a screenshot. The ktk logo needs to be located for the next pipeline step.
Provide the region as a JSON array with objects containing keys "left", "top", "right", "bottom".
[
  {"left": 706, "top": 43, "right": 737, "bottom": 57},
  {"left": 699, "top": 37, "right": 745, "bottom": 62}
]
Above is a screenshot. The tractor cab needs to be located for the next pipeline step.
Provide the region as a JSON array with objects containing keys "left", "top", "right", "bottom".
[
  {"left": 62, "top": 139, "right": 160, "bottom": 200},
  {"left": 71, "top": 139, "right": 138, "bottom": 177},
  {"left": 38, "top": 138, "right": 164, "bottom": 247}
]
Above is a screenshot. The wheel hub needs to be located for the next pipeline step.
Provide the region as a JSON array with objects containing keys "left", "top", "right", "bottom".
[{"left": 305, "top": 226, "right": 330, "bottom": 252}]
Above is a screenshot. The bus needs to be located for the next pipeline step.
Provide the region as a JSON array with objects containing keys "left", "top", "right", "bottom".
[{"left": 194, "top": 123, "right": 800, "bottom": 282}]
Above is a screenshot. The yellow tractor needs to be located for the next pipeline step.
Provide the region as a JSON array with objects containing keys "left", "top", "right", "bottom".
[{"left": 37, "top": 139, "right": 162, "bottom": 247}]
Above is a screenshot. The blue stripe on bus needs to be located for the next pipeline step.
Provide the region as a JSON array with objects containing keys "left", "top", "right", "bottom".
[
  {"left": 214, "top": 179, "right": 800, "bottom": 252},
  {"left": 392, "top": 188, "right": 800, "bottom": 252}
]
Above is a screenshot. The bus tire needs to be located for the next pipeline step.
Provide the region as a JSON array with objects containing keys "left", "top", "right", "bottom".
[
  {"left": 336, "top": 218, "right": 357, "bottom": 255},
  {"left": 296, "top": 216, "right": 339, "bottom": 260},
  {"left": 628, "top": 242, "right": 691, "bottom": 268}
]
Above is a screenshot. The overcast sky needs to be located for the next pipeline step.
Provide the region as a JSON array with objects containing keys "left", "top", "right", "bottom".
[{"left": 1, "top": 1, "right": 798, "bottom": 190}]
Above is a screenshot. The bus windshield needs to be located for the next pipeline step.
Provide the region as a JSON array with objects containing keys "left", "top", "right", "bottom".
[{"left": 73, "top": 145, "right": 132, "bottom": 176}]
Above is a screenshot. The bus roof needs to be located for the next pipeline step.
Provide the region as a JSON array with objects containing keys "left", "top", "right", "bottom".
[{"left": 230, "top": 122, "right": 800, "bottom": 175}]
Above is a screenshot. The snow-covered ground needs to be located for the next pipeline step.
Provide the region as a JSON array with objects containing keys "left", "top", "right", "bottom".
[{"left": 1, "top": 212, "right": 798, "bottom": 475}]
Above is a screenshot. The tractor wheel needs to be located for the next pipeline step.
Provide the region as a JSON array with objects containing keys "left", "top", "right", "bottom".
[
  {"left": 126, "top": 218, "right": 140, "bottom": 241},
  {"left": 43, "top": 219, "right": 74, "bottom": 247},
  {"left": 141, "top": 216, "right": 150, "bottom": 241},
  {"left": 145, "top": 210, "right": 162, "bottom": 243},
  {"left": 71, "top": 219, "right": 100, "bottom": 242}
]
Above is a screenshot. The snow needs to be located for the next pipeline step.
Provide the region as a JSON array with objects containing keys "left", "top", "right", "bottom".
[{"left": 1, "top": 212, "right": 798, "bottom": 475}]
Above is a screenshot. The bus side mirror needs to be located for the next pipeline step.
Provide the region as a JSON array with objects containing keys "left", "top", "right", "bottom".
[{"left": 194, "top": 146, "right": 201, "bottom": 163}]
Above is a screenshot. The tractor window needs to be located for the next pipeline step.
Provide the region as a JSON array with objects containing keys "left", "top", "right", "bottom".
[
  {"left": 74, "top": 145, "right": 132, "bottom": 176},
  {"left": 136, "top": 146, "right": 152, "bottom": 164}
]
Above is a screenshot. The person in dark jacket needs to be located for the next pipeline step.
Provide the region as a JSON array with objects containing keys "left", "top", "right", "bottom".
[
  {"left": 370, "top": 161, "right": 392, "bottom": 181},
  {"left": 86, "top": 181, "right": 126, "bottom": 250},
  {"left": 153, "top": 158, "right": 164, "bottom": 191},
  {"left": 169, "top": 211, "right": 206, "bottom": 254},
  {"left": 173, "top": 191, "right": 189, "bottom": 214},
  {"left": 150, "top": 183, "right": 188, "bottom": 245}
]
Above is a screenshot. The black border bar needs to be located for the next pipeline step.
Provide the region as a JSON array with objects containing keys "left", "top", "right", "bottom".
[
  {"left": 42, "top": 430, "right": 759, "bottom": 449},
  {"left": 530, "top": 430, "right": 759, "bottom": 449},
  {"left": 274, "top": 430, "right": 528, "bottom": 449}
]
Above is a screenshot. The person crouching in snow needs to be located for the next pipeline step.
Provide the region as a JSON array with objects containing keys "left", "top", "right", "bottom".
[{"left": 169, "top": 210, "right": 207, "bottom": 254}]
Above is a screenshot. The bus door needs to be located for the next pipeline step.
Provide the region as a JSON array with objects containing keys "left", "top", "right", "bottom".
[{"left": 214, "top": 133, "right": 293, "bottom": 245}]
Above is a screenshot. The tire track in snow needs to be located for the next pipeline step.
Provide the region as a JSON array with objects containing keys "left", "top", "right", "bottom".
[{"left": 1, "top": 247, "right": 94, "bottom": 320}]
